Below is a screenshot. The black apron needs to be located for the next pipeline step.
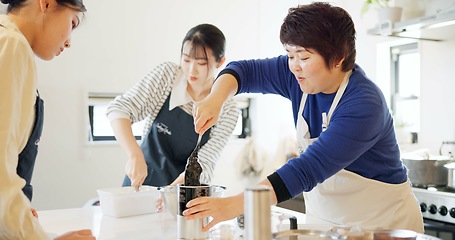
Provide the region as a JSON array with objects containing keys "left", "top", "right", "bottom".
[
  {"left": 122, "top": 96, "right": 211, "bottom": 187},
  {"left": 17, "top": 92, "right": 44, "bottom": 201}
]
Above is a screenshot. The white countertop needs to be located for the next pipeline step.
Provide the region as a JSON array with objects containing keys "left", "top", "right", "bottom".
[
  {"left": 38, "top": 206, "right": 310, "bottom": 240},
  {"left": 39, "top": 206, "right": 183, "bottom": 239}
]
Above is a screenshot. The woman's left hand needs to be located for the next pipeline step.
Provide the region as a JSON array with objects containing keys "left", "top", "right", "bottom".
[{"left": 182, "top": 194, "right": 244, "bottom": 232}]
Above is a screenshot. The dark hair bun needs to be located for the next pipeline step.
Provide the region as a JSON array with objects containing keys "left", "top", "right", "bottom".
[{"left": 1, "top": 0, "right": 20, "bottom": 4}]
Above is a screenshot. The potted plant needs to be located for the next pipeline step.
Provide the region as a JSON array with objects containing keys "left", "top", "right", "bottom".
[
  {"left": 361, "top": 0, "right": 403, "bottom": 23},
  {"left": 361, "top": 0, "right": 391, "bottom": 16}
]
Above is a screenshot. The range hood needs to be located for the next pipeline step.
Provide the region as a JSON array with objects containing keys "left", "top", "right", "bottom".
[{"left": 367, "top": 9, "right": 455, "bottom": 41}]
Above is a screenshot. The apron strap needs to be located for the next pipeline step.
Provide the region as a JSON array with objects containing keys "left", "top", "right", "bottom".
[{"left": 325, "top": 70, "right": 352, "bottom": 124}]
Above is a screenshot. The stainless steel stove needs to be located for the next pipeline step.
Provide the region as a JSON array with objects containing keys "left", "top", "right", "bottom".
[
  {"left": 413, "top": 186, "right": 455, "bottom": 223},
  {"left": 412, "top": 186, "right": 455, "bottom": 239}
]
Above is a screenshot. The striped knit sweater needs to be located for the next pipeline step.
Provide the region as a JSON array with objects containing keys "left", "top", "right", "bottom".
[{"left": 106, "top": 62, "right": 239, "bottom": 183}]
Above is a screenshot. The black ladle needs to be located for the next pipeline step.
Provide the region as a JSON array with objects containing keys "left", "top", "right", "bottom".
[{"left": 184, "top": 134, "right": 203, "bottom": 186}]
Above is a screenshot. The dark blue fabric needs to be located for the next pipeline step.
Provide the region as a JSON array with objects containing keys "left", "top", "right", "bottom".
[
  {"left": 122, "top": 96, "right": 210, "bottom": 187},
  {"left": 222, "top": 57, "right": 406, "bottom": 198},
  {"left": 17, "top": 93, "right": 44, "bottom": 201}
]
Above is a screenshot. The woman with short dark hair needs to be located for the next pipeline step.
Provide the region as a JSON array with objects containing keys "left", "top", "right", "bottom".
[{"left": 185, "top": 2, "right": 424, "bottom": 233}]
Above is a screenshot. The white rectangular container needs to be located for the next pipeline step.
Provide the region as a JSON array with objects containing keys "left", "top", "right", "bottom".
[{"left": 97, "top": 186, "right": 159, "bottom": 218}]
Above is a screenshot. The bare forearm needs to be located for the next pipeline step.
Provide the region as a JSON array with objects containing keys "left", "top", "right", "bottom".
[
  {"left": 194, "top": 74, "right": 239, "bottom": 134},
  {"left": 210, "top": 73, "right": 238, "bottom": 103},
  {"left": 111, "top": 118, "right": 148, "bottom": 188},
  {"left": 233, "top": 179, "right": 278, "bottom": 216},
  {"left": 257, "top": 178, "right": 278, "bottom": 205},
  {"left": 110, "top": 118, "right": 142, "bottom": 157}
]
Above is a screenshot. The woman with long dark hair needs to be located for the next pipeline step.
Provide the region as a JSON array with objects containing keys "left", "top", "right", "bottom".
[{"left": 107, "top": 24, "right": 239, "bottom": 189}]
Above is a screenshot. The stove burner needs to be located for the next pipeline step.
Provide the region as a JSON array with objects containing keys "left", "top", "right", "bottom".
[{"left": 412, "top": 187, "right": 455, "bottom": 225}]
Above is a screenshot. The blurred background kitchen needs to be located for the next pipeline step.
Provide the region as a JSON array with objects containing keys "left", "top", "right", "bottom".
[{"left": 2, "top": 0, "right": 455, "bottom": 232}]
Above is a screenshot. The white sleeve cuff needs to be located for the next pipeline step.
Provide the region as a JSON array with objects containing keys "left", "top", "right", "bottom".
[{"left": 106, "top": 111, "right": 130, "bottom": 121}]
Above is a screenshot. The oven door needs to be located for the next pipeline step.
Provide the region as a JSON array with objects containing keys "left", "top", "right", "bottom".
[{"left": 423, "top": 218, "right": 455, "bottom": 239}]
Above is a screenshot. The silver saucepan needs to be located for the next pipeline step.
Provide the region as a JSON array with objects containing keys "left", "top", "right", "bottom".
[{"left": 401, "top": 155, "right": 453, "bottom": 187}]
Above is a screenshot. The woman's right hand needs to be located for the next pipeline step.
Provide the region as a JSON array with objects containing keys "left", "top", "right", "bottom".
[
  {"left": 193, "top": 94, "right": 224, "bottom": 135},
  {"left": 125, "top": 150, "right": 147, "bottom": 190},
  {"left": 183, "top": 194, "right": 244, "bottom": 232},
  {"left": 193, "top": 73, "right": 238, "bottom": 134},
  {"left": 55, "top": 229, "right": 95, "bottom": 239},
  {"left": 109, "top": 118, "right": 148, "bottom": 189}
]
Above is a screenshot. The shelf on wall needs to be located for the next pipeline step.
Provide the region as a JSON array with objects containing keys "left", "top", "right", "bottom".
[{"left": 367, "top": 9, "right": 455, "bottom": 41}]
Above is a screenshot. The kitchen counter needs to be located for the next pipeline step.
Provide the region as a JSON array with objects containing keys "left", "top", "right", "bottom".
[{"left": 38, "top": 206, "right": 309, "bottom": 239}]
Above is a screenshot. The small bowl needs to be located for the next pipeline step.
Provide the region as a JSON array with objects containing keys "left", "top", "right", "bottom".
[
  {"left": 97, "top": 186, "right": 160, "bottom": 218},
  {"left": 372, "top": 229, "right": 418, "bottom": 240},
  {"left": 273, "top": 229, "right": 347, "bottom": 240},
  {"left": 158, "top": 185, "right": 226, "bottom": 219}
]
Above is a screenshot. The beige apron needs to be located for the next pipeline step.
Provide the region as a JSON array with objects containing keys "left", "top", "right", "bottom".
[{"left": 296, "top": 72, "right": 424, "bottom": 233}]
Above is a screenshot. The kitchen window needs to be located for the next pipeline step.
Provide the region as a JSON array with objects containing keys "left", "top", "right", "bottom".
[
  {"left": 87, "top": 93, "right": 145, "bottom": 142},
  {"left": 88, "top": 93, "right": 249, "bottom": 142},
  {"left": 390, "top": 42, "right": 420, "bottom": 142},
  {"left": 233, "top": 95, "right": 251, "bottom": 139}
]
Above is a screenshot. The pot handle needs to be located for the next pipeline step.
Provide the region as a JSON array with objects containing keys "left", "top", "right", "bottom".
[
  {"left": 276, "top": 213, "right": 298, "bottom": 230},
  {"left": 444, "top": 162, "right": 455, "bottom": 169},
  {"left": 439, "top": 141, "right": 455, "bottom": 156}
]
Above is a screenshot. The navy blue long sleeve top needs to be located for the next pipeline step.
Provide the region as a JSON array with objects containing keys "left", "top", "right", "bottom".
[{"left": 219, "top": 55, "right": 407, "bottom": 202}]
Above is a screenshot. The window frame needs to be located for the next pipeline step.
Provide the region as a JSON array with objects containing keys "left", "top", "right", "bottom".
[
  {"left": 390, "top": 42, "right": 420, "bottom": 117},
  {"left": 389, "top": 41, "right": 420, "bottom": 144},
  {"left": 87, "top": 93, "right": 250, "bottom": 142},
  {"left": 87, "top": 93, "right": 144, "bottom": 142}
]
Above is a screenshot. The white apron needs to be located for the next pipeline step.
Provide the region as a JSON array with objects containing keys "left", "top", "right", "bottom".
[{"left": 296, "top": 72, "right": 424, "bottom": 233}]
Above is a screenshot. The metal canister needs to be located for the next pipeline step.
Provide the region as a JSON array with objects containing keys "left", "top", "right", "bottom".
[
  {"left": 177, "top": 184, "right": 210, "bottom": 239},
  {"left": 244, "top": 185, "right": 272, "bottom": 240}
]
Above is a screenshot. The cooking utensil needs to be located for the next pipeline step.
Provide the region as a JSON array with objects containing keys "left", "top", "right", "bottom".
[
  {"left": 272, "top": 229, "right": 346, "bottom": 240},
  {"left": 195, "top": 134, "right": 202, "bottom": 150},
  {"left": 276, "top": 228, "right": 439, "bottom": 240},
  {"left": 401, "top": 151, "right": 453, "bottom": 186},
  {"left": 244, "top": 185, "right": 272, "bottom": 240},
  {"left": 97, "top": 186, "right": 160, "bottom": 218},
  {"left": 184, "top": 134, "right": 203, "bottom": 186},
  {"left": 445, "top": 162, "right": 455, "bottom": 188},
  {"left": 371, "top": 229, "right": 419, "bottom": 240},
  {"left": 158, "top": 184, "right": 226, "bottom": 219},
  {"left": 177, "top": 184, "right": 210, "bottom": 239}
]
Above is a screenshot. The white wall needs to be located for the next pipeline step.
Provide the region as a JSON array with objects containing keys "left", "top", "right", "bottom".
[
  {"left": 419, "top": 39, "right": 455, "bottom": 152},
  {"left": 29, "top": 0, "right": 455, "bottom": 210},
  {"left": 32, "top": 0, "right": 296, "bottom": 210},
  {"left": 336, "top": 0, "right": 455, "bottom": 154}
]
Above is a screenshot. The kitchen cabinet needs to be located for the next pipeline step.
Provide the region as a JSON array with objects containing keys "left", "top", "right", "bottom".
[{"left": 368, "top": 9, "right": 455, "bottom": 41}]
